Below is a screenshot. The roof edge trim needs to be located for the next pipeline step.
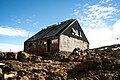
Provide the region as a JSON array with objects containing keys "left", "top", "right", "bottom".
[{"left": 60, "top": 19, "right": 77, "bottom": 34}]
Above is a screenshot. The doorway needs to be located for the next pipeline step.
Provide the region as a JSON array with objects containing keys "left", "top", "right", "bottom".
[{"left": 47, "top": 39, "right": 51, "bottom": 52}]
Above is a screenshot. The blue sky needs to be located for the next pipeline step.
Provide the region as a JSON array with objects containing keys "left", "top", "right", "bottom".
[{"left": 0, "top": 0, "right": 120, "bottom": 52}]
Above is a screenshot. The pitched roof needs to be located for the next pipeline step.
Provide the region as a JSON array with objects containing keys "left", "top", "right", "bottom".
[
  {"left": 26, "top": 19, "right": 89, "bottom": 43},
  {"left": 27, "top": 19, "right": 75, "bottom": 41}
]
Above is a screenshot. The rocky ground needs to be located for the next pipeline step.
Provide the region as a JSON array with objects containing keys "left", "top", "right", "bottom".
[{"left": 0, "top": 44, "right": 120, "bottom": 80}]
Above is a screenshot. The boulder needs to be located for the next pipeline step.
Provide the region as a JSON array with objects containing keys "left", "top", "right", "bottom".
[
  {"left": 72, "top": 48, "right": 81, "bottom": 55},
  {"left": 32, "top": 73, "right": 45, "bottom": 80},
  {"left": 32, "top": 68, "right": 41, "bottom": 73},
  {"left": 4, "top": 71, "right": 17, "bottom": 80},
  {"left": 39, "top": 76, "right": 45, "bottom": 80},
  {"left": 3, "top": 64, "right": 15, "bottom": 72},
  {"left": 21, "top": 76, "right": 29, "bottom": 80},
  {"left": 6, "top": 52, "right": 17, "bottom": 60},
  {"left": 31, "top": 56, "right": 42, "bottom": 63},
  {"left": 68, "top": 55, "right": 82, "bottom": 62},
  {"left": 43, "top": 60, "right": 53, "bottom": 63},
  {"left": 0, "top": 74, "right": 3, "bottom": 80},
  {"left": 0, "top": 68, "right": 2, "bottom": 74},
  {"left": 17, "top": 69, "right": 29, "bottom": 76},
  {"left": 114, "top": 59, "right": 120, "bottom": 69},
  {"left": 115, "top": 59, "right": 120, "bottom": 64},
  {"left": 0, "top": 52, "right": 4, "bottom": 60},
  {"left": 17, "top": 51, "right": 29, "bottom": 62},
  {"left": 101, "top": 58, "right": 113, "bottom": 70}
]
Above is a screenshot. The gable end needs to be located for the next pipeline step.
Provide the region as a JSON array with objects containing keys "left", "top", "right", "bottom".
[{"left": 61, "top": 20, "right": 89, "bottom": 43}]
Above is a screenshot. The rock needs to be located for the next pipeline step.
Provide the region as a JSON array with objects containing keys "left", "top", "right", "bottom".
[
  {"left": 72, "top": 48, "right": 81, "bottom": 55},
  {"left": 6, "top": 52, "right": 17, "bottom": 60},
  {"left": 0, "top": 52, "right": 4, "bottom": 60},
  {"left": 4, "top": 71, "right": 17, "bottom": 80},
  {"left": 114, "top": 59, "right": 120, "bottom": 69},
  {"left": 52, "top": 53, "right": 66, "bottom": 61},
  {"left": 7, "top": 77, "right": 16, "bottom": 80},
  {"left": 4, "top": 73, "right": 16, "bottom": 80},
  {"left": 68, "top": 55, "right": 82, "bottom": 61},
  {"left": 39, "top": 76, "right": 45, "bottom": 80},
  {"left": 32, "top": 73, "right": 45, "bottom": 80},
  {"left": 3, "top": 52, "right": 7, "bottom": 59},
  {"left": 1, "top": 44, "right": 120, "bottom": 80},
  {"left": 115, "top": 59, "right": 120, "bottom": 64},
  {"left": 32, "top": 68, "right": 41, "bottom": 73},
  {"left": 43, "top": 60, "right": 53, "bottom": 63},
  {"left": 42, "top": 68, "right": 49, "bottom": 73},
  {"left": 46, "top": 67, "right": 67, "bottom": 80},
  {"left": 0, "top": 74, "right": 3, "bottom": 80},
  {"left": 41, "top": 72, "right": 46, "bottom": 77},
  {"left": 17, "top": 69, "right": 28, "bottom": 76},
  {"left": 99, "top": 74, "right": 108, "bottom": 80},
  {"left": 113, "top": 75, "right": 120, "bottom": 80},
  {"left": 22, "top": 76, "right": 29, "bottom": 80},
  {"left": 17, "top": 51, "right": 29, "bottom": 62},
  {"left": 31, "top": 56, "right": 42, "bottom": 63},
  {"left": 0, "top": 68, "right": 2, "bottom": 74},
  {"left": 101, "top": 58, "right": 113, "bottom": 70},
  {"left": 3, "top": 64, "right": 15, "bottom": 72}
]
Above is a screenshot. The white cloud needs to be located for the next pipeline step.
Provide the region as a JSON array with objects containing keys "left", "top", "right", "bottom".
[
  {"left": 73, "top": 9, "right": 80, "bottom": 16},
  {"left": 100, "top": 0, "right": 112, "bottom": 3},
  {"left": 76, "top": 4, "right": 119, "bottom": 28},
  {"left": 73, "top": 0, "right": 120, "bottom": 48},
  {"left": 0, "top": 25, "right": 31, "bottom": 37},
  {"left": 113, "top": 19, "right": 120, "bottom": 33},
  {"left": 16, "top": 19, "right": 21, "bottom": 23},
  {"left": 12, "top": 16, "right": 40, "bottom": 29},
  {"left": 25, "top": 18, "right": 40, "bottom": 28},
  {"left": 26, "top": 19, "right": 32, "bottom": 23},
  {"left": 84, "top": 19, "right": 120, "bottom": 48},
  {"left": 0, "top": 43, "right": 23, "bottom": 52},
  {"left": 11, "top": 16, "right": 22, "bottom": 24}
]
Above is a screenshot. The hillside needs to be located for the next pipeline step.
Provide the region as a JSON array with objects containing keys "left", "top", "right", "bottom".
[{"left": 0, "top": 44, "right": 120, "bottom": 80}]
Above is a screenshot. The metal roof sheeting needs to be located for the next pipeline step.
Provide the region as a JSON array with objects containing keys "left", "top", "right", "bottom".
[{"left": 27, "top": 19, "right": 75, "bottom": 41}]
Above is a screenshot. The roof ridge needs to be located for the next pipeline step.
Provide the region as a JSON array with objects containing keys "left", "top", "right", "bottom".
[
  {"left": 46, "top": 18, "right": 75, "bottom": 29},
  {"left": 26, "top": 18, "right": 76, "bottom": 41}
]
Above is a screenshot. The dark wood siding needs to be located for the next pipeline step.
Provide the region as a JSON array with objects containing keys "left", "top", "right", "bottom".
[
  {"left": 51, "top": 38, "right": 59, "bottom": 52},
  {"left": 24, "top": 36, "right": 59, "bottom": 54},
  {"left": 62, "top": 21, "right": 89, "bottom": 43}
]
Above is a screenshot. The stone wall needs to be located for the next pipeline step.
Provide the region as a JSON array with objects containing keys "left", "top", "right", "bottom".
[{"left": 59, "top": 35, "right": 88, "bottom": 52}]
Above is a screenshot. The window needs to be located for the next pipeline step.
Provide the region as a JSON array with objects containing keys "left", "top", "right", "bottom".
[
  {"left": 40, "top": 40, "right": 47, "bottom": 45},
  {"left": 75, "top": 29, "right": 79, "bottom": 36},
  {"left": 33, "top": 42, "right": 36, "bottom": 48},
  {"left": 44, "top": 41, "right": 47, "bottom": 45},
  {"left": 52, "top": 39, "right": 58, "bottom": 44},
  {"left": 29, "top": 43, "right": 33, "bottom": 47},
  {"left": 79, "top": 31, "right": 82, "bottom": 37},
  {"left": 38, "top": 41, "right": 41, "bottom": 46},
  {"left": 71, "top": 27, "right": 82, "bottom": 37},
  {"left": 28, "top": 42, "right": 36, "bottom": 48},
  {"left": 72, "top": 28, "right": 76, "bottom": 35}
]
